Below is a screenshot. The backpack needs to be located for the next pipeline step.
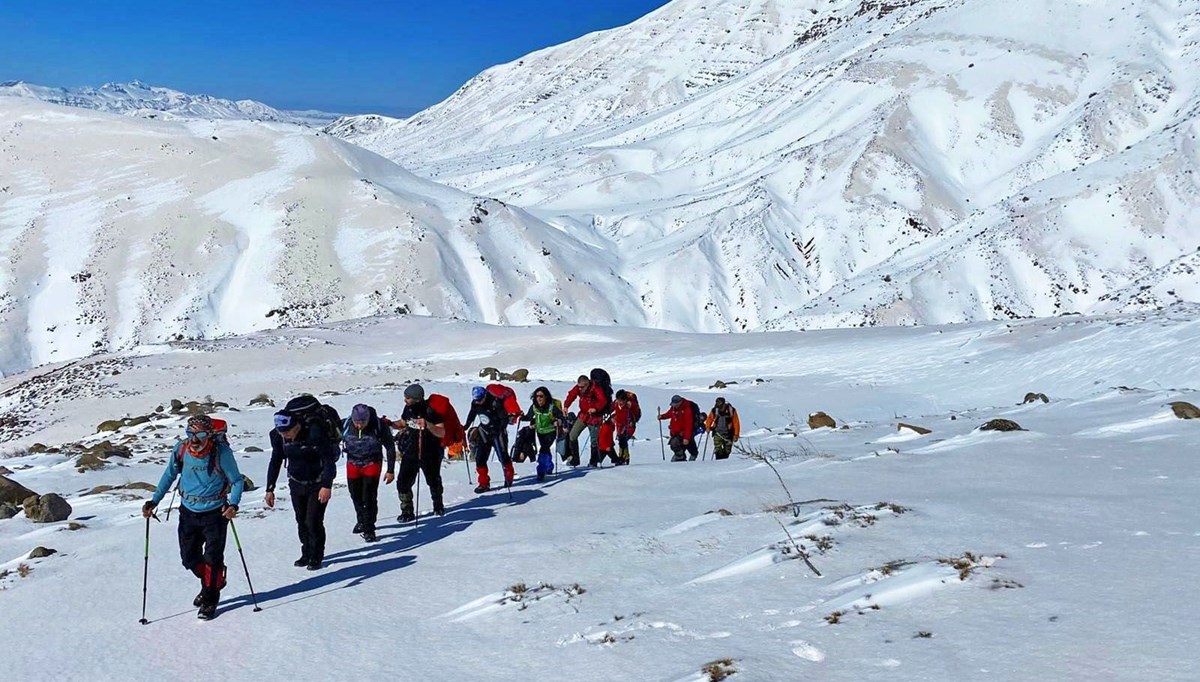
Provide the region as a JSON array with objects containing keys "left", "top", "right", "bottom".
[
  {"left": 511, "top": 425, "right": 537, "bottom": 463},
  {"left": 427, "top": 393, "right": 465, "bottom": 448},
  {"left": 589, "top": 368, "right": 613, "bottom": 414},
  {"left": 283, "top": 395, "right": 343, "bottom": 452},
  {"left": 625, "top": 391, "right": 642, "bottom": 425},
  {"left": 486, "top": 383, "right": 522, "bottom": 423},
  {"left": 686, "top": 400, "right": 706, "bottom": 437},
  {"left": 173, "top": 417, "right": 231, "bottom": 488}
]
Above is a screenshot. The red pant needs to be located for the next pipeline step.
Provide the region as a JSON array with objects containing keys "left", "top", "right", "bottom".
[
  {"left": 598, "top": 422, "right": 615, "bottom": 452},
  {"left": 347, "top": 461, "right": 382, "bottom": 479}
]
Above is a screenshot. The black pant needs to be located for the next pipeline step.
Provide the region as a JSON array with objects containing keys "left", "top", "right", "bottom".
[
  {"left": 669, "top": 435, "right": 699, "bottom": 460},
  {"left": 473, "top": 429, "right": 511, "bottom": 468},
  {"left": 535, "top": 431, "right": 555, "bottom": 455},
  {"left": 399, "top": 450, "right": 444, "bottom": 505},
  {"left": 347, "top": 469, "right": 381, "bottom": 532},
  {"left": 289, "top": 480, "right": 328, "bottom": 562},
  {"left": 178, "top": 506, "right": 228, "bottom": 572}
]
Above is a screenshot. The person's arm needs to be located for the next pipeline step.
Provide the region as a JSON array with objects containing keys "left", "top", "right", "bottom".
[
  {"left": 381, "top": 425, "right": 397, "bottom": 475},
  {"left": 563, "top": 386, "right": 579, "bottom": 410},
  {"left": 220, "top": 444, "right": 244, "bottom": 515},
  {"left": 319, "top": 442, "right": 338, "bottom": 490},
  {"left": 148, "top": 444, "right": 182, "bottom": 506},
  {"left": 264, "top": 430, "right": 285, "bottom": 508},
  {"left": 463, "top": 403, "right": 479, "bottom": 430}
]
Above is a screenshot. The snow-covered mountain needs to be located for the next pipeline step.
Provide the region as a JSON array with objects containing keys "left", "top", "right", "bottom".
[
  {"left": 334, "top": 0, "right": 1200, "bottom": 331},
  {"left": 0, "top": 80, "right": 341, "bottom": 126},
  {"left": 0, "top": 98, "right": 641, "bottom": 376}
]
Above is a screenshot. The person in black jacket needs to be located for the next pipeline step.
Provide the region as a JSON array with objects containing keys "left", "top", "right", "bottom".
[
  {"left": 265, "top": 410, "right": 339, "bottom": 570},
  {"left": 342, "top": 403, "right": 395, "bottom": 542},
  {"left": 463, "top": 386, "right": 514, "bottom": 493},
  {"left": 384, "top": 384, "right": 446, "bottom": 521}
]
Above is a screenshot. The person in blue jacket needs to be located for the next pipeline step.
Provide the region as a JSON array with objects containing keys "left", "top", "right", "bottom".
[{"left": 142, "top": 415, "right": 244, "bottom": 620}]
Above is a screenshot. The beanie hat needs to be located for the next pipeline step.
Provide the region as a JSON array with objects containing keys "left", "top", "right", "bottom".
[
  {"left": 351, "top": 404, "right": 371, "bottom": 422},
  {"left": 404, "top": 384, "right": 425, "bottom": 401},
  {"left": 670, "top": 394, "right": 683, "bottom": 406}
]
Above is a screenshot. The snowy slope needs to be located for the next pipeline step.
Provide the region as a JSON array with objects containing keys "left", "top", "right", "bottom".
[
  {"left": 336, "top": 0, "right": 1200, "bottom": 331},
  {"left": 0, "top": 99, "right": 641, "bottom": 376},
  {"left": 0, "top": 307, "right": 1197, "bottom": 680},
  {"left": 0, "top": 80, "right": 340, "bottom": 126}
]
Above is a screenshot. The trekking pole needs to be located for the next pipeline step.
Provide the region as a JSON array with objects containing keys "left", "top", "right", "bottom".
[
  {"left": 164, "top": 485, "right": 178, "bottom": 521},
  {"left": 228, "top": 520, "right": 262, "bottom": 612},
  {"left": 701, "top": 430, "right": 710, "bottom": 461},
  {"left": 415, "top": 428, "right": 423, "bottom": 528},
  {"left": 138, "top": 515, "right": 152, "bottom": 624},
  {"left": 657, "top": 407, "right": 665, "bottom": 461}
]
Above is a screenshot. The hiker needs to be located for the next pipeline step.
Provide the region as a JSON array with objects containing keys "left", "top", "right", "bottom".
[
  {"left": 563, "top": 374, "right": 609, "bottom": 467},
  {"left": 142, "top": 415, "right": 244, "bottom": 620},
  {"left": 385, "top": 384, "right": 446, "bottom": 520},
  {"left": 705, "top": 397, "right": 741, "bottom": 460},
  {"left": 463, "top": 385, "right": 514, "bottom": 493},
  {"left": 522, "top": 386, "right": 564, "bottom": 480},
  {"left": 658, "top": 394, "right": 700, "bottom": 461},
  {"left": 342, "top": 403, "right": 395, "bottom": 542},
  {"left": 265, "top": 406, "right": 340, "bottom": 571},
  {"left": 611, "top": 389, "right": 642, "bottom": 465}
]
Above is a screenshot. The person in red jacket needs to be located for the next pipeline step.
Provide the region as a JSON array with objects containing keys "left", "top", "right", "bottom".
[
  {"left": 563, "top": 374, "right": 609, "bottom": 467},
  {"left": 658, "top": 394, "right": 698, "bottom": 462},
  {"left": 609, "top": 390, "right": 639, "bottom": 465}
]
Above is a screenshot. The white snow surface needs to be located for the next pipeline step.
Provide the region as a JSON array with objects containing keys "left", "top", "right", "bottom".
[
  {"left": 0, "top": 80, "right": 340, "bottom": 126},
  {"left": 0, "top": 306, "right": 1197, "bottom": 680},
  {"left": 334, "top": 0, "right": 1200, "bottom": 332}
]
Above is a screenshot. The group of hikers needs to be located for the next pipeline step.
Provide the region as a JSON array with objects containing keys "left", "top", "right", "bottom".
[{"left": 139, "top": 369, "right": 742, "bottom": 620}]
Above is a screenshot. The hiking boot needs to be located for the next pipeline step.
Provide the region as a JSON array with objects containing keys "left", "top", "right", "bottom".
[
  {"left": 568, "top": 457, "right": 580, "bottom": 467},
  {"left": 474, "top": 483, "right": 490, "bottom": 494},
  {"left": 293, "top": 556, "right": 310, "bottom": 567},
  {"left": 671, "top": 454, "right": 686, "bottom": 462},
  {"left": 197, "top": 603, "right": 216, "bottom": 620},
  {"left": 537, "top": 472, "right": 545, "bottom": 481},
  {"left": 353, "top": 522, "right": 363, "bottom": 534},
  {"left": 193, "top": 591, "right": 204, "bottom": 607},
  {"left": 433, "top": 500, "right": 445, "bottom": 516},
  {"left": 398, "top": 510, "right": 416, "bottom": 523},
  {"left": 306, "top": 560, "right": 322, "bottom": 571},
  {"left": 362, "top": 530, "right": 378, "bottom": 542}
]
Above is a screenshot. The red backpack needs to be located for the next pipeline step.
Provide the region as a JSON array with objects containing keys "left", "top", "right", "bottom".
[
  {"left": 427, "top": 394, "right": 465, "bottom": 448},
  {"left": 486, "top": 383, "right": 522, "bottom": 423}
]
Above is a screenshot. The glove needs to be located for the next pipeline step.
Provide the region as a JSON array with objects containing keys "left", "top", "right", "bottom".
[{"left": 141, "top": 501, "right": 157, "bottom": 518}]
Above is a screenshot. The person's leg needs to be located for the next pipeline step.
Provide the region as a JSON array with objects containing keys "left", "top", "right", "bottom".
[
  {"left": 397, "top": 454, "right": 418, "bottom": 520},
  {"left": 346, "top": 462, "right": 365, "bottom": 533},
  {"left": 687, "top": 438, "right": 699, "bottom": 460},
  {"left": 618, "top": 433, "right": 631, "bottom": 464},
  {"left": 474, "top": 439, "right": 492, "bottom": 491},
  {"left": 422, "top": 451, "right": 445, "bottom": 514},
  {"left": 495, "top": 431, "right": 515, "bottom": 485},
  {"left": 568, "top": 418, "right": 587, "bottom": 466},
  {"left": 362, "top": 461, "right": 381, "bottom": 532},
  {"left": 305, "top": 485, "right": 328, "bottom": 567},
  {"left": 198, "top": 510, "right": 229, "bottom": 607},
  {"left": 536, "top": 432, "right": 554, "bottom": 479},
  {"left": 289, "top": 481, "right": 312, "bottom": 562},
  {"left": 669, "top": 435, "right": 686, "bottom": 462}
]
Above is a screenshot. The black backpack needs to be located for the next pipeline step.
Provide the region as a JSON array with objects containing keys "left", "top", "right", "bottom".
[
  {"left": 687, "top": 400, "right": 706, "bottom": 437},
  {"left": 511, "top": 425, "right": 537, "bottom": 463},
  {"left": 284, "top": 395, "right": 343, "bottom": 451},
  {"left": 589, "top": 367, "right": 613, "bottom": 414}
]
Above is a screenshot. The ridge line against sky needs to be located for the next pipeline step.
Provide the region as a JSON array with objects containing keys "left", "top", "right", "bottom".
[{"left": 0, "top": 0, "right": 670, "bottom": 116}]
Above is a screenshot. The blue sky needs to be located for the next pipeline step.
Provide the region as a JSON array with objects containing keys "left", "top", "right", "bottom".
[{"left": 0, "top": 1, "right": 669, "bottom": 116}]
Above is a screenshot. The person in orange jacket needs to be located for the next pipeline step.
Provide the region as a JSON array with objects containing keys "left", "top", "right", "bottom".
[{"left": 705, "top": 397, "right": 740, "bottom": 460}]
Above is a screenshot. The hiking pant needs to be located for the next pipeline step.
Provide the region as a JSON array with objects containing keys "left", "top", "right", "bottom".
[
  {"left": 712, "top": 432, "right": 734, "bottom": 460},
  {"left": 347, "top": 460, "right": 382, "bottom": 532},
  {"left": 178, "top": 506, "right": 227, "bottom": 573},
  {"left": 289, "top": 480, "right": 328, "bottom": 563},
  {"left": 535, "top": 431, "right": 555, "bottom": 455},
  {"left": 618, "top": 433, "right": 632, "bottom": 463},
  {"left": 398, "top": 450, "right": 444, "bottom": 512},
  {"left": 669, "top": 435, "right": 699, "bottom": 461},
  {"left": 474, "top": 429, "right": 513, "bottom": 488},
  {"left": 179, "top": 507, "right": 228, "bottom": 607},
  {"left": 569, "top": 419, "right": 599, "bottom": 465}
]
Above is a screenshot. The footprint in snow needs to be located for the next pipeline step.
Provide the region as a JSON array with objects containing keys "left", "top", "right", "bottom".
[{"left": 791, "top": 640, "right": 825, "bottom": 662}]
